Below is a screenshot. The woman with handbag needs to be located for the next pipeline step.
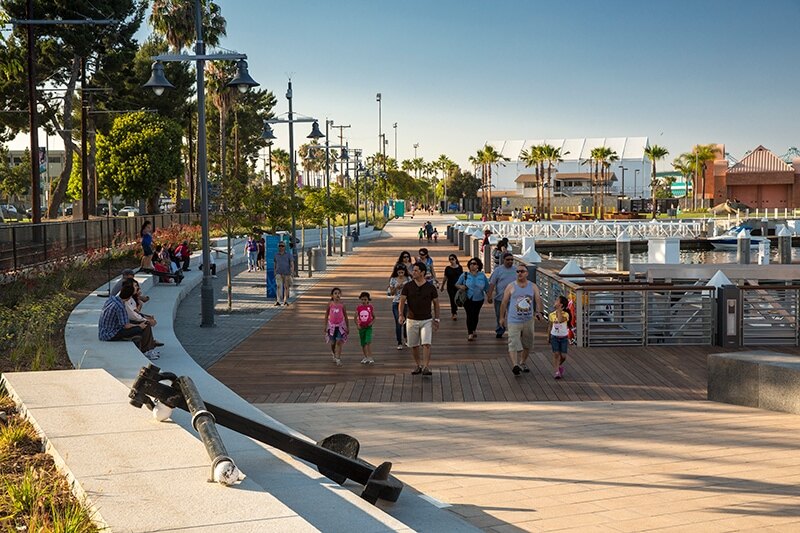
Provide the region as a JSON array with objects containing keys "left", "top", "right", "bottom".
[
  {"left": 440, "top": 254, "right": 463, "bottom": 321},
  {"left": 455, "top": 257, "right": 490, "bottom": 341},
  {"left": 388, "top": 263, "right": 411, "bottom": 350}
]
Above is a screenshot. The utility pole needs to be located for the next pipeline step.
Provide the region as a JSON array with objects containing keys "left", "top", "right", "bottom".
[{"left": 393, "top": 122, "right": 397, "bottom": 160}]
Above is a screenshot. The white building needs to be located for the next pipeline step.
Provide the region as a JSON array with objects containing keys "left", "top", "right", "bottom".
[{"left": 485, "top": 137, "right": 652, "bottom": 199}]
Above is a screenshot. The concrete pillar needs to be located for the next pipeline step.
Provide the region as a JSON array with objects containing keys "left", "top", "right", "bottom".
[
  {"left": 482, "top": 239, "right": 491, "bottom": 271},
  {"left": 757, "top": 240, "right": 769, "bottom": 265},
  {"left": 778, "top": 225, "right": 792, "bottom": 264},
  {"left": 616, "top": 230, "right": 631, "bottom": 271},
  {"left": 760, "top": 217, "right": 769, "bottom": 238},
  {"left": 471, "top": 234, "right": 481, "bottom": 260},
  {"left": 737, "top": 229, "right": 751, "bottom": 264},
  {"left": 648, "top": 237, "right": 680, "bottom": 264}
]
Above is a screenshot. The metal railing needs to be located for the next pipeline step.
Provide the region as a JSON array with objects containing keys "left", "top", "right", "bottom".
[
  {"left": 741, "top": 286, "right": 799, "bottom": 346},
  {"left": 0, "top": 213, "right": 198, "bottom": 272},
  {"left": 535, "top": 267, "right": 715, "bottom": 347},
  {"left": 455, "top": 220, "right": 704, "bottom": 241}
]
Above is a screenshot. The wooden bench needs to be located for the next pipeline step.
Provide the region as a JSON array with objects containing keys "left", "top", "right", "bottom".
[{"left": 708, "top": 350, "right": 800, "bottom": 414}]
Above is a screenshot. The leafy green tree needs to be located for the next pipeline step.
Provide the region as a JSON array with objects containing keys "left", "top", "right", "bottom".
[
  {"left": 0, "top": 146, "right": 29, "bottom": 205},
  {"left": 0, "top": 0, "right": 145, "bottom": 218},
  {"left": 448, "top": 170, "right": 480, "bottom": 206},
  {"left": 96, "top": 111, "right": 183, "bottom": 213},
  {"left": 270, "top": 148, "right": 290, "bottom": 183},
  {"left": 644, "top": 144, "right": 669, "bottom": 217}
]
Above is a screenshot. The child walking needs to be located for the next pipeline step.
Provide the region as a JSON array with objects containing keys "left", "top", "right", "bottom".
[
  {"left": 549, "top": 295, "right": 571, "bottom": 379},
  {"left": 356, "top": 292, "right": 375, "bottom": 364},
  {"left": 324, "top": 287, "right": 349, "bottom": 366}
]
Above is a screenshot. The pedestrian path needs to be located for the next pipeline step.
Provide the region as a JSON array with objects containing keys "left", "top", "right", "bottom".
[{"left": 203, "top": 214, "right": 717, "bottom": 403}]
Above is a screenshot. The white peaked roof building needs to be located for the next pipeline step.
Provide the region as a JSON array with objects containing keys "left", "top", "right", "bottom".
[{"left": 483, "top": 137, "right": 653, "bottom": 198}]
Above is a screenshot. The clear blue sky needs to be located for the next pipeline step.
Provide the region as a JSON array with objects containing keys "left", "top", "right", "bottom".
[{"left": 147, "top": 0, "right": 799, "bottom": 169}]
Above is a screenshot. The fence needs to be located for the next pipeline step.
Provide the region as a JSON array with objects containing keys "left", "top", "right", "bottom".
[
  {"left": 0, "top": 213, "right": 198, "bottom": 272},
  {"left": 455, "top": 219, "right": 704, "bottom": 241},
  {"left": 741, "top": 286, "right": 799, "bottom": 346},
  {"left": 535, "top": 267, "right": 715, "bottom": 347}
]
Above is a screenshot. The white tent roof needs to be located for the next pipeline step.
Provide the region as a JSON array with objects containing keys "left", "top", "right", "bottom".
[{"left": 486, "top": 137, "right": 649, "bottom": 162}]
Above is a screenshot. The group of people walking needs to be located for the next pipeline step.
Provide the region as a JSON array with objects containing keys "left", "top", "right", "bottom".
[{"left": 323, "top": 241, "right": 573, "bottom": 380}]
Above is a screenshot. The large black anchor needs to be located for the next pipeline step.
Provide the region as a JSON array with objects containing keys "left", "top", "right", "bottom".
[{"left": 129, "top": 364, "right": 403, "bottom": 504}]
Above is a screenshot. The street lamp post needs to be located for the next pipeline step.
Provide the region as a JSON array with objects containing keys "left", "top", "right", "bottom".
[
  {"left": 618, "top": 165, "right": 628, "bottom": 197},
  {"left": 393, "top": 122, "right": 397, "bottom": 160},
  {"left": 143, "top": 0, "right": 258, "bottom": 328},
  {"left": 634, "top": 169, "right": 640, "bottom": 198},
  {"left": 260, "top": 87, "right": 324, "bottom": 269}
]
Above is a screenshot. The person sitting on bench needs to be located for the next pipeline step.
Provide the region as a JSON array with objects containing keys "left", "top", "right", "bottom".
[{"left": 98, "top": 279, "right": 159, "bottom": 360}]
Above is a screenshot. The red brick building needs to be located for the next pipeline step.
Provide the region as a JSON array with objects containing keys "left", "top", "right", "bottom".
[{"left": 712, "top": 145, "right": 800, "bottom": 208}]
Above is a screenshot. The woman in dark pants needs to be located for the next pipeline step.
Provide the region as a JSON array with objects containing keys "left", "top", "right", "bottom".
[
  {"left": 440, "top": 254, "right": 463, "bottom": 321},
  {"left": 387, "top": 263, "right": 411, "bottom": 350},
  {"left": 455, "top": 257, "right": 489, "bottom": 341}
]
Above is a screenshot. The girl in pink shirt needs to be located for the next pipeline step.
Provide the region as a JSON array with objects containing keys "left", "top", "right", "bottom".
[{"left": 324, "top": 287, "right": 349, "bottom": 366}]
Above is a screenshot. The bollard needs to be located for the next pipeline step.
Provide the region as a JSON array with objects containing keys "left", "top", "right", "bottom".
[
  {"left": 483, "top": 240, "right": 492, "bottom": 273},
  {"left": 616, "top": 230, "right": 631, "bottom": 271},
  {"left": 457, "top": 228, "right": 465, "bottom": 250},
  {"left": 778, "top": 225, "right": 792, "bottom": 264},
  {"left": 307, "top": 248, "right": 313, "bottom": 277},
  {"left": 760, "top": 218, "right": 769, "bottom": 238},
  {"left": 471, "top": 234, "right": 481, "bottom": 260},
  {"left": 737, "top": 229, "right": 751, "bottom": 264},
  {"left": 757, "top": 240, "right": 770, "bottom": 265}
]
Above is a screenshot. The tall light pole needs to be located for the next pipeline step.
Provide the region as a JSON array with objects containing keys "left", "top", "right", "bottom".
[
  {"left": 260, "top": 87, "right": 324, "bottom": 268},
  {"left": 376, "top": 93, "right": 382, "bottom": 161},
  {"left": 618, "top": 165, "right": 628, "bottom": 197},
  {"left": 393, "top": 122, "right": 397, "bottom": 160},
  {"left": 144, "top": 0, "right": 258, "bottom": 327},
  {"left": 634, "top": 169, "right": 640, "bottom": 198}
]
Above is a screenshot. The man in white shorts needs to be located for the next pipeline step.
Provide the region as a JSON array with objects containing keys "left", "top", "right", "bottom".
[
  {"left": 499, "top": 264, "right": 543, "bottom": 375},
  {"left": 398, "top": 261, "right": 440, "bottom": 376}
]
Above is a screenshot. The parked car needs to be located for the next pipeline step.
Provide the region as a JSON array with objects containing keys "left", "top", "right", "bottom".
[
  {"left": 118, "top": 206, "right": 140, "bottom": 216},
  {"left": 0, "top": 204, "right": 24, "bottom": 222},
  {"left": 96, "top": 205, "right": 118, "bottom": 216}
]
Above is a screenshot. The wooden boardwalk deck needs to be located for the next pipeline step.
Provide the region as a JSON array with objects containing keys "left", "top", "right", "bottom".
[{"left": 208, "top": 216, "right": 799, "bottom": 403}]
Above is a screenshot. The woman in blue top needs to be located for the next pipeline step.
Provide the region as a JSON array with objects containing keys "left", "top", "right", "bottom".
[
  {"left": 140, "top": 221, "right": 154, "bottom": 270},
  {"left": 455, "top": 257, "right": 490, "bottom": 341}
]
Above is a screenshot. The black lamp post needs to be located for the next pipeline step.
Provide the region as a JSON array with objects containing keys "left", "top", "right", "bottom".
[
  {"left": 143, "top": 0, "right": 258, "bottom": 328},
  {"left": 260, "top": 88, "right": 324, "bottom": 270}
]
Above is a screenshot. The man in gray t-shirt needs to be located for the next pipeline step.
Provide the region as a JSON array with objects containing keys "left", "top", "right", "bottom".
[
  {"left": 273, "top": 242, "right": 294, "bottom": 306},
  {"left": 486, "top": 253, "right": 518, "bottom": 337}
]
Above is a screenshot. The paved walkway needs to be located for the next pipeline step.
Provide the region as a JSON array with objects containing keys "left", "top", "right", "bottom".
[{"left": 264, "top": 400, "right": 800, "bottom": 532}]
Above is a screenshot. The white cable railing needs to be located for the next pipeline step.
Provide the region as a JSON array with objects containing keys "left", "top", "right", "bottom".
[{"left": 454, "top": 220, "right": 704, "bottom": 241}]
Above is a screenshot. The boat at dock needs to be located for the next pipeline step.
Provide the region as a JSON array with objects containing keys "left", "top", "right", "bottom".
[{"left": 707, "top": 225, "right": 769, "bottom": 251}]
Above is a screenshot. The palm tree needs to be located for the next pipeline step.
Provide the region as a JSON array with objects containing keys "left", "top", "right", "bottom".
[
  {"left": 150, "top": 0, "right": 227, "bottom": 52},
  {"left": 540, "top": 144, "right": 569, "bottom": 220},
  {"left": 270, "top": 148, "right": 290, "bottom": 183},
  {"left": 590, "top": 147, "right": 617, "bottom": 218},
  {"left": 435, "top": 154, "right": 455, "bottom": 208},
  {"left": 520, "top": 145, "right": 543, "bottom": 217},
  {"left": 672, "top": 154, "right": 693, "bottom": 206},
  {"left": 473, "top": 145, "right": 509, "bottom": 218},
  {"left": 692, "top": 144, "right": 719, "bottom": 210},
  {"left": 206, "top": 61, "right": 238, "bottom": 191},
  {"left": 644, "top": 145, "right": 669, "bottom": 218}
]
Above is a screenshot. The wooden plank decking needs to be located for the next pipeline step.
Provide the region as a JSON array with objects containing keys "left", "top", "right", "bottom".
[{"left": 208, "top": 216, "right": 800, "bottom": 403}]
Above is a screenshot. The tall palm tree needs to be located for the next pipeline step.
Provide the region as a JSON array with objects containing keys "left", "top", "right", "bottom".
[
  {"left": 270, "top": 148, "right": 290, "bottom": 183},
  {"left": 589, "top": 147, "right": 604, "bottom": 218},
  {"left": 474, "top": 145, "right": 509, "bottom": 217},
  {"left": 644, "top": 144, "right": 669, "bottom": 218},
  {"left": 672, "top": 154, "right": 693, "bottom": 205},
  {"left": 591, "top": 147, "right": 617, "bottom": 218},
  {"left": 540, "top": 144, "right": 568, "bottom": 220},
  {"left": 150, "top": 0, "right": 227, "bottom": 52},
  {"left": 435, "top": 154, "right": 455, "bottom": 207},
  {"left": 692, "top": 144, "right": 719, "bottom": 210},
  {"left": 520, "top": 145, "right": 543, "bottom": 217},
  {"left": 206, "top": 61, "right": 237, "bottom": 191}
]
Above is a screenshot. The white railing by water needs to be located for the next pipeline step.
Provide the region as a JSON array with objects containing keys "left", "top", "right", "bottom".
[{"left": 454, "top": 220, "right": 703, "bottom": 241}]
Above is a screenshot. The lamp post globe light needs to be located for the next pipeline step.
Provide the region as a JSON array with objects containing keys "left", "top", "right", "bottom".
[{"left": 144, "top": 0, "right": 258, "bottom": 328}]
